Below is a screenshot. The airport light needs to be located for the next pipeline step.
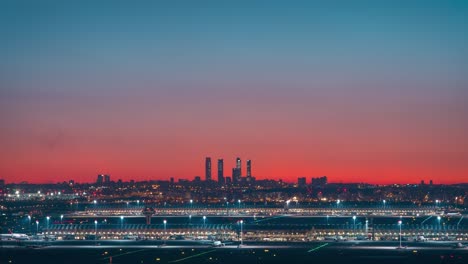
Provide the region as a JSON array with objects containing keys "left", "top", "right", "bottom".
[
  {"left": 240, "top": 220, "right": 244, "bottom": 245},
  {"left": 398, "top": 220, "right": 402, "bottom": 249},
  {"left": 94, "top": 220, "right": 98, "bottom": 246}
]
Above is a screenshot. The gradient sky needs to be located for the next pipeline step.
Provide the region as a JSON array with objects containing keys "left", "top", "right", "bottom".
[{"left": 1, "top": 0, "right": 467, "bottom": 184}]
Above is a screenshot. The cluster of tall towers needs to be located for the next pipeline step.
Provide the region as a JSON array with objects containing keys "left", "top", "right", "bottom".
[{"left": 205, "top": 157, "right": 253, "bottom": 184}]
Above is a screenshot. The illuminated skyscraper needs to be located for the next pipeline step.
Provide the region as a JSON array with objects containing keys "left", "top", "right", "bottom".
[
  {"left": 236, "top": 157, "right": 242, "bottom": 175},
  {"left": 246, "top": 160, "right": 252, "bottom": 177},
  {"left": 217, "top": 159, "right": 225, "bottom": 184},
  {"left": 205, "top": 157, "right": 212, "bottom": 181}
]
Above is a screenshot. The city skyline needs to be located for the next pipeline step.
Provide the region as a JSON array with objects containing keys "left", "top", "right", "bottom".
[
  {"left": 1, "top": 1, "right": 467, "bottom": 184},
  {"left": 0, "top": 155, "right": 459, "bottom": 185}
]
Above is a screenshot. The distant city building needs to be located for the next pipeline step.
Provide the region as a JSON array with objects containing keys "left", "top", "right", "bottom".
[
  {"left": 96, "top": 174, "right": 104, "bottom": 184},
  {"left": 68, "top": 180, "right": 75, "bottom": 186},
  {"left": 246, "top": 160, "right": 252, "bottom": 177},
  {"left": 205, "top": 157, "right": 212, "bottom": 181},
  {"left": 420, "top": 180, "right": 425, "bottom": 185},
  {"left": 170, "top": 177, "right": 174, "bottom": 184},
  {"left": 232, "top": 168, "right": 241, "bottom": 183},
  {"left": 225, "top": 177, "right": 232, "bottom": 184},
  {"left": 311, "top": 176, "right": 327, "bottom": 187},
  {"left": 194, "top": 176, "right": 201, "bottom": 182},
  {"left": 217, "top": 159, "right": 225, "bottom": 184},
  {"left": 298, "top": 177, "right": 307, "bottom": 186},
  {"left": 0, "top": 179, "right": 4, "bottom": 196},
  {"left": 104, "top": 175, "right": 111, "bottom": 184},
  {"left": 236, "top": 157, "right": 242, "bottom": 176},
  {"left": 430, "top": 180, "right": 433, "bottom": 185}
]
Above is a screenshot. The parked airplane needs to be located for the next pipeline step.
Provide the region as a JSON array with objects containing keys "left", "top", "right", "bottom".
[
  {"left": 212, "top": 240, "right": 225, "bottom": 247},
  {"left": 453, "top": 243, "right": 466, "bottom": 249},
  {"left": 0, "top": 233, "right": 30, "bottom": 240}
]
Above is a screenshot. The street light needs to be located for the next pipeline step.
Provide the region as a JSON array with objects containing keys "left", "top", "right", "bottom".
[
  {"left": 238, "top": 199, "right": 241, "bottom": 209},
  {"left": 383, "top": 200, "right": 386, "bottom": 209},
  {"left": 437, "top": 216, "right": 441, "bottom": 230},
  {"left": 352, "top": 216, "right": 356, "bottom": 231},
  {"left": 226, "top": 200, "right": 229, "bottom": 216},
  {"left": 94, "top": 220, "right": 98, "bottom": 246},
  {"left": 326, "top": 215, "right": 329, "bottom": 225},
  {"left": 398, "top": 220, "right": 402, "bottom": 249},
  {"left": 365, "top": 220, "right": 369, "bottom": 235},
  {"left": 336, "top": 199, "right": 341, "bottom": 208},
  {"left": 36, "top": 220, "right": 39, "bottom": 234},
  {"left": 203, "top": 216, "right": 206, "bottom": 226},
  {"left": 163, "top": 220, "right": 167, "bottom": 245},
  {"left": 240, "top": 220, "right": 244, "bottom": 246},
  {"left": 120, "top": 216, "right": 124, "bottom": 231},
  {"left": 46, "top": 216, "right": 50, "bottom": 230},
  {"left": 137, "top": 200, "right": 140, "bottom": 206},
  {"left": 27, "top": 215, "right": 31, "bottom": 232},
  {"left": 189, "top": 214, "right": 192, "bottom": 224},
  {"left": 60, "top": 214, "right": 64, "bottom": 224}
]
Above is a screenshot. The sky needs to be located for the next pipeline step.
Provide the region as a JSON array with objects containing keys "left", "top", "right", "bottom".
[{"left": 1, "top": 0, "right": 467, "bottom": 184}]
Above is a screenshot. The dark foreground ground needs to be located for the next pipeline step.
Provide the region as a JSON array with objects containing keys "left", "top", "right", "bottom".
[{"left": 1, "top": 242, "right": 467, "bottom": 264}]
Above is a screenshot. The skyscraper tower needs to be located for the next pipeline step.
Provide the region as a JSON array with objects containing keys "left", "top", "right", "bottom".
[
  {"left": 217, "top": 159, "right": 225, "bottom": 184},
  {"left": 236, "top": 157, "right": 242, "bottom": 176},
  {"left": 205, "top": 157, "right": 212, "bottom": 181},
  {"left": 246, "top": 160, "right": 252, "bottom": 177}
]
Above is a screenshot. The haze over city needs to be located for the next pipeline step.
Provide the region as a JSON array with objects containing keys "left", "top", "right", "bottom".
[{"left": 1, "top": 1, "right": 467, "bottom": 184}]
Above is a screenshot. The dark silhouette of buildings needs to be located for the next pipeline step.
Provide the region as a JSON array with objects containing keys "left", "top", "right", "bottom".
[
  {"left": 217, "top": 159, "right": 225, "bottom": 184},
  {"left": 205, "top": 157, "right": 212, "bottom": 181},
  {"left": 311, "top": 176, "right": 327, "bottom": 187},
  {"left": 96, "top": 174, "right": 104, "bottom": 184},
  {"left": 298, "top": 177, "right": 307, "bottom": 186},
  {"left": 232, "top": 168, "right": 241, "bottom": 183}
]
